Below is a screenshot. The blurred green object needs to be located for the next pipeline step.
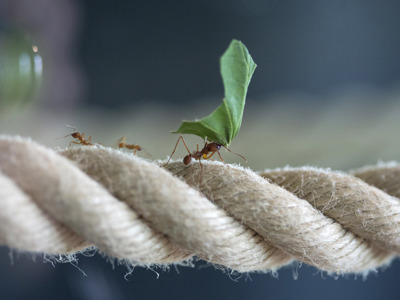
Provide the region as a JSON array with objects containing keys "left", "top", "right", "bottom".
[{"left": 0, "top": 31, "right": 43, "bottom": 107}]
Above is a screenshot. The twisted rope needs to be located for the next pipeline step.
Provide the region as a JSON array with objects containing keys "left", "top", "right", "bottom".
[{"left": 0, "top": 135, "right": 399, "bottom": 274}]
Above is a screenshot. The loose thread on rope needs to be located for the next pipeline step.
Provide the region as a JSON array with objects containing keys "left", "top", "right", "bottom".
[{"left": 0, "top": 135, "right": 399, "bottom": 275}]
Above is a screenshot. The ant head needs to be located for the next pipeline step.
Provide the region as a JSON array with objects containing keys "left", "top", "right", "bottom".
[
  {"left": 183, "top": 155, "right": 192, "bottom": 165},
  {"left": 71, "top": 132, "right": 80, "bottom": 138},
  {"left": 209, "top": 143, "right": 222, "bottom": 152}
]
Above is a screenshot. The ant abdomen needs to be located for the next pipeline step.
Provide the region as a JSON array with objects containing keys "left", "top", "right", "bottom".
[{"left": 183, "top": 155, "right": 192, "bottom": 165}]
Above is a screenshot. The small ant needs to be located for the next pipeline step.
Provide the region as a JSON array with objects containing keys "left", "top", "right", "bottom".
[
  {"left": 113, "top": 135, "right": 151, "bottom": 157},
  {"left": 59, "top": 126, "right": 94, "bottom": 147},
  {"left": 164, "top": 136, "right": 246, "bottom": 166}
]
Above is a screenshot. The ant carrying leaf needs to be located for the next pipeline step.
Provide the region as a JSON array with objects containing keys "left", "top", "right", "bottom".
[
  {"left": 165, "top": 39, "right": 256, "bottom": 166},
  {"left": 113, "top": 135, "right": 151, "bottom": 157},
  {"left": 58, "top": 125, "right": 94, "bottom": 147},
  {"left": 164, "top": 136, "right": 246, "bottom": 166}
]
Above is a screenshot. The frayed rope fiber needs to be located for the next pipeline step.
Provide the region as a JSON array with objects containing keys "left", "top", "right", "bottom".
[{"left": 1, "top": 135, "right": 400, "bottom": 274}]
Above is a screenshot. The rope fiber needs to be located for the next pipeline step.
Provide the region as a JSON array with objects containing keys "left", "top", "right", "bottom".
[{"left": 1, "top": 135, "right": 399, "bottom": 274}]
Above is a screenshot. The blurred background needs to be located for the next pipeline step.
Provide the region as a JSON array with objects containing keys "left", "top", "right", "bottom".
[{"left": 1, "top": 0, "right": 400, "bottom": 299}]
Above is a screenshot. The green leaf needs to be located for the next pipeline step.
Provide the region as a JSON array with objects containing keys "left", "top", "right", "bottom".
[{"left": 171, "top": 39, "right": 256, "bottom": 147}]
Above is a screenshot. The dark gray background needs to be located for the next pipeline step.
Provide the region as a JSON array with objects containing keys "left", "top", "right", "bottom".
[
  {"left": 1, "top": 247, "right": 400, "bottom": 300},
  {"left": 79, "top": 0, "right": 400, "bottom": 108}
]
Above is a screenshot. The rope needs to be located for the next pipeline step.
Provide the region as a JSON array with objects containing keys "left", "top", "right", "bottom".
[{"left": 0, "top": 135, "right": 399, "bottom": 274}]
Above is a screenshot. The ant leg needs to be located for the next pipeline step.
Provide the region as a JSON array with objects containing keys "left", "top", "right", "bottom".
[
  {"left": 179, "top": 136, "right": 192, "bottom": 154},
  {"left": 216, "top": 151, "right": 225, "bottom": 163},
  {"left": 203, "top": 151, "right": 216, "bottom": 160},
  {"left": 69, "top": 141, "right": 81, "bottom": 147},
  {"left": 223, "top": 146, "right": 247, "bottom": 162},
  {"left": 198, "top": 156, "right": 204, "bottom": 185},
  {"left": 164, "top": 136, "right": 191, "bottom": 166}
]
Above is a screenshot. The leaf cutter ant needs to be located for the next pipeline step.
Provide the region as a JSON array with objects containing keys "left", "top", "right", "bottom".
[
  {"left": 113, "top": 135, "right": 151, "bottom": 157},
  {"left": 164, "top": 136, "right": 246, "bottom": 166},
  {"left": 59, "top": 125, "right": 94, "bottom": 147}
]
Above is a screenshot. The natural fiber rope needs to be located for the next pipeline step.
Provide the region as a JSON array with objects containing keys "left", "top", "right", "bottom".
[{"left": 0, "top": 135, "right": 399, "bottom": 274}]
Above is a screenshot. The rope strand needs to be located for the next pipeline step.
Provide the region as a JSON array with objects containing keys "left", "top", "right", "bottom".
[{"left": 0, "top": 135, "right": 398, "bottom": 274}]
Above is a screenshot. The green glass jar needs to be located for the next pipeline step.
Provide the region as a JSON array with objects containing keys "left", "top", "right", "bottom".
[{"left": 0, "top": 31, "right": 43, "bottom": 108}]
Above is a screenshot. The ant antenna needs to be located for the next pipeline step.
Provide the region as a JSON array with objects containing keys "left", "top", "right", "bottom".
[
  {"left": 55, "top": 125, "right": 79, "bottom": 140},
  {"left": 66, "top": 125, "right": 78, "bottom": 131},
  {"left": 223, "top": 146, "right": 247, "bottom": 162}
]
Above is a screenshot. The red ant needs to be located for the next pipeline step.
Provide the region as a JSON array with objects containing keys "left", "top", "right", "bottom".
[
  {"left": 164, "top": 136, "right": 246, "bottom": 166},
  {"left": 114, "top": 135, "right": 151, "bottom": 157},
  {"left": 59, "top": 126, "right": 94, "bottom": 147}
]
